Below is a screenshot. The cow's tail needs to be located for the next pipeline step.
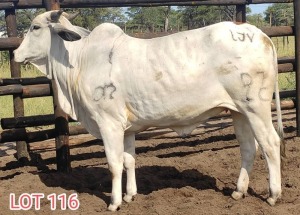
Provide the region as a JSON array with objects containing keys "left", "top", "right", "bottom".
[
  {"left": 273, "top": 45, "right": 286, "bottom": 169},
  {"left": 275, "top": 78, "right": 286, "bottom": 162}
]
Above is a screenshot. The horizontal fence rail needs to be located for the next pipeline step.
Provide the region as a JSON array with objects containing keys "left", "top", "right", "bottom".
[
  {"left": 0, "top": 125, "right": 88, "bottom": 143},
  {"left": 1, "top": 114, "right": 55, "bottom": 129},
  {"left": 0, "top": 90, "right": 295, "bottom": 130},
  {"left": 0, "top": 77, "right": 50, "bottom": 86},
  {"left": 0, "top": 84, "right": 51, "bottom": 98},
  {"left": 0, "top": 37, "right": 22, "bottom": 51},
  {"left": 0, "top": 100, "right": 295, "bottom": 143},
  {"left": 262, "top": 26, "right": 294, "bottom": 37},
  {"left": 1, "top": 114, "right": 76, "bottom": 129},
  {"left": 0, "top": 0, "right": 294, "bottom": 9},
  {"left": 0, "top": 25, "right": 295, "bottom": 51}
]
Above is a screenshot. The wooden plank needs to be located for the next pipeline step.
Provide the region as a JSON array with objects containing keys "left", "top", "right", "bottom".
[
  {"left": 0, "top": 84, "right": 51, "bottom": 97},
  {"left": 0, "top": 37, "right": 22, "bottom": 50},
  {"left": 251, "top": 0, "right": 293, "bottom": 3},
  {"left": 1, "top": 114, "right": 76, "bottom": 129},
  {"left": 262, "top": 26, "right": 294, "bottom": 37},
  {"left": 0, "top": 3, "right": 15, "bottom": 10},
  {"left": 5, "top": 8, "right": 29, "bottom": 162},
  {"left": 0, "top": 125, "right": 88, "bottom": 143},
  {"left": 45, "top": 0, "right": 71, "bottom": 173},
  {"left": 278, "top": 90, "right": 296, "bottom": 99},
  {"left": 0, "top": 0, "right": 294, "bottom": 10},
  {"left": 236, "top": 4, "right": 246, "bottom": 23},
  {"left": 44, "top": 0, "right": 60, "bottom": 10},
  {"left": 278, "top": 57, "right": 295, "bottom": 65},
  {"left": 1, "top": 114, "right": 55, "bottom": 129},
  {"left": 0, "top": 77, "right": 50, "bottom": 86},
  {"left": 277, "top": 57, "right": 295, "bottom": 72},
  {"left": 294, "top": 0, "right": 300, "bottom": 136},
  {"left": 278, "top": 63, "right": 294, "bottom": 73},
  {"left": 22, "top": 84, "right": 51, "bottom": 98},
  {"left": 0, "top": 0, "right": 244, "bottom": 9},
  {"left": 0, "top": 84, "right": 23, "bottom": 95}
]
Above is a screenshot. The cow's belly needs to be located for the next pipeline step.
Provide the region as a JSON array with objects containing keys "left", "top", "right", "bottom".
[
  {"left": 124, "top": 86, "right": 237, "bottom": 136},
  {"left": 126, "top": 105, "right": 227, "bottom": 136}
]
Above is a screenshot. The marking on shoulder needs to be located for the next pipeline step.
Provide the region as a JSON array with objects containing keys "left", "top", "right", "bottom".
[{"left": 93, "top": 83, "right": 117, "bottom": 101}]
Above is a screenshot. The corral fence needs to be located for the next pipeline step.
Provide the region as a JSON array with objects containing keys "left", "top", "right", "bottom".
[{"left": 0, "top": 0, "right": 299, "bottom": 172}]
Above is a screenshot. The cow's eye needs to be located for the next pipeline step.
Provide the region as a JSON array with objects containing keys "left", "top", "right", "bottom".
[{"left": 32, "top": 25, "right": 41, "bottom": 30}]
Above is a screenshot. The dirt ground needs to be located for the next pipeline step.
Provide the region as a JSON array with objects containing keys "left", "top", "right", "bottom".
[{"left": 0, "top": 109, "right": 300, "bottom": 215}]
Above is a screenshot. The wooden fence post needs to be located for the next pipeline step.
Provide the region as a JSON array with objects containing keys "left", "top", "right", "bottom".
[
  {"left": 294, "top": 0, "right": 300, "bottom": 136},
  {"left": 236, "top": 4, "right": 246, "bottom": 23},
  {"left": 44, "top": 0, "right": 71, "bottom": 172},
  {"left": 5, "top": 9, "right": 29, "bottom": 162}
]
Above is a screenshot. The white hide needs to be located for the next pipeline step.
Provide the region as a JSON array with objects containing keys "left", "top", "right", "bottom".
[{"left": 14, "top": 11, "right": 284, "bottom": 211}]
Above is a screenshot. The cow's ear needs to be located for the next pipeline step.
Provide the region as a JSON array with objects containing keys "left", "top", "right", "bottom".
[{"left": 51, "top": 23, "right": 81, "bottom": 41}]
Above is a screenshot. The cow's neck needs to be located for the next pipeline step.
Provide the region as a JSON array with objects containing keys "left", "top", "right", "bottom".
[{"left": 48, "top": 38, "right": 83, "bottom": 120}]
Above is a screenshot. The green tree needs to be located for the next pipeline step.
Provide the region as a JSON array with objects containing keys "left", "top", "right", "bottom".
[
  {"left": 69, "top": 8, "right": 126, "bottom": 31},
  {"left": 247, "top": 14, "right": 268, "bottom": 28},
  {"left": 0, "top": 11, "right": 5, "bottom": 35},
  {"left": 16, "top": 9, "right": 45, "bottom": 36},
  {"left": 265, "top": 3, "right": 294, "bottom": 26},
  {"left": 178, "top": 6, "right": 237, "bottom": 30},
  {"left": 0, "top": 9, "right": 44, "bottom": 37},
  {"left": 126, "top": 7, "right": 166, "bottom": 32}
]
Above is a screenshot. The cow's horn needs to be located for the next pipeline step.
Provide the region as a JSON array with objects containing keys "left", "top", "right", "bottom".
[
  {"left": 62, "top": 11, "right": 80, "bottom": 21},
  {"left": 50, "top": 10, "right": 63, "bottom": 22}
]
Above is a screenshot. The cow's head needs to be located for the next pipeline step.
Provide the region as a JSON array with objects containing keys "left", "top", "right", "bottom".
[{"left": 14, "top": 10, "right": 81, "bottom": 72}]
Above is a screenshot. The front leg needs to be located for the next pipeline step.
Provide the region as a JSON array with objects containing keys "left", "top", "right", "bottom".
[
  {"left": 123, "top": 133, "right": 137, "bottom": 203},
  {"left": 100, "top": 120, "right": 125, "bottom": 211}
]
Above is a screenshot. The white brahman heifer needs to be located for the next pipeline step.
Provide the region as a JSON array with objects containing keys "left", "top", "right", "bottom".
[{"left": 14, "top": 10, "right": 285, "bottom": 211}]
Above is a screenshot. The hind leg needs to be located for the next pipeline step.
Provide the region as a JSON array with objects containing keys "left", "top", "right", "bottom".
[
  {"left": 244, "top": 110, "right": 281, "bottom": 205},
  {"left": 231, "top": 111, "right": 258, "bottom": 200}
]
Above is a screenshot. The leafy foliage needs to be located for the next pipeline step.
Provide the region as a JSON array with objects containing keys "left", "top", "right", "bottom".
[
  {"left": 67, "top": 8, "right": 126, "bottom": 30},
  {"left": 178, "top": 6, "right": 237, "bottom": 30},
  {"left": 247, "top": 13, "right": 268, "bottom": 28},
  {"left": 264, "top": 3, "right": 294, "bottom": 26},
  {"left": 0, "top": 9, "right": 45, "bottom": 37},
  {"left": 126, "top": 7, "right": 172, "bottom": 32}
]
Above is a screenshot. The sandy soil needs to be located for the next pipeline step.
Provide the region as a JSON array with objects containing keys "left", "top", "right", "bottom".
[{"left": 0, "top": 109, "right": 300, "bottom": 215}]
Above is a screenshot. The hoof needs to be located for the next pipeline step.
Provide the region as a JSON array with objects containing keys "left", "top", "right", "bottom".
[
  {"left": 123, "top": 194, "right": 136, "bottom": 203},
  {"left": 266, "top": 197, "right": 276, "bottom": 206},
  {"left": 107, "top": 204, "right": 121, "bottom": 211},
  {"left": 231, "top": 191, "right": 244, "bottom": 200}
]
